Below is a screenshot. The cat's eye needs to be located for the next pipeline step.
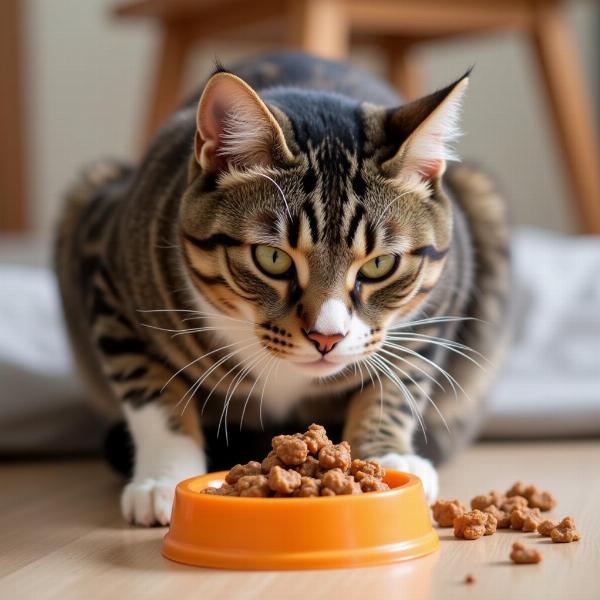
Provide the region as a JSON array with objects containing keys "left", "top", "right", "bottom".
[
  {"left": 358, "top": 254, "right": 398, "bottom": 282},
  {"left": 253, "top": 245, "right": 294, "bottom": 278}
]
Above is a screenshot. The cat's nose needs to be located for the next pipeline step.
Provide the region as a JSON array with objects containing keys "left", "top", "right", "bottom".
[{"left": 305, "top": 330, "right": 346, "bottom": 354}]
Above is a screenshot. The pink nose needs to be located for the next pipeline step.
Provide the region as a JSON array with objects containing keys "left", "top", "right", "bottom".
[{"left": 305, "top": 331, "right": 346, "bottom": 354}]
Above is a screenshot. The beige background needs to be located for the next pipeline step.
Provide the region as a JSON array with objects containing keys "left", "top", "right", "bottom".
[{"left": 24, "top": 0, "right": 600, "bottom": 237}]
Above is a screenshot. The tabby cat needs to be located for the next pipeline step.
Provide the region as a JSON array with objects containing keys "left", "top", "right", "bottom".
[{"left": 56, "top": 52, "right": 510, "bottom": 526}]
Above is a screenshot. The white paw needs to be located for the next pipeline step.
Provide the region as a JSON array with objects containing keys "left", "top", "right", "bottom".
[
  {"left": 371, "top": 453, "right": 439, "bottom": 502},
  {"left": 121, "top": 478, "right": 177, "bottom": 526}
]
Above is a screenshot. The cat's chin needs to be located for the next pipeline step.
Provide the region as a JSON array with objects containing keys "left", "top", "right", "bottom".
[{"left": 290, "top": 357, "right": 347, "bottom": 378}]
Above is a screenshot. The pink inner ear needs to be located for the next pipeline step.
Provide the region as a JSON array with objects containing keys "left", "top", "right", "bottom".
[{"left": 418, "top": 159, "right": 444, "bottom": 181}]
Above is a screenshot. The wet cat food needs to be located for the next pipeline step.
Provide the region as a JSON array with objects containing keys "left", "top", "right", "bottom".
[{"left": 200, "top": 424, "right": 390, "bottom": 497}]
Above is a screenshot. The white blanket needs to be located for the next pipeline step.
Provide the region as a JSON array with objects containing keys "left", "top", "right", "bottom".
[{"left": 484, "top": 229, "right": 600, "bottom": 437}]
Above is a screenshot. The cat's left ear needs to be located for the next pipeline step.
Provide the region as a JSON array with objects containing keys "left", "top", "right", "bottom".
[
  {"left": 382, "top": 73, "right": 469, "bottom": 183},
  {"left": 194, "top": 71, "right": 295, "bottom": 174}
]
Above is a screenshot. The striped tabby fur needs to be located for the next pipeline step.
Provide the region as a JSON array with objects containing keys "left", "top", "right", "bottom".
[{"left": 55, "top": 52, "right": 510, "bottom": 525}]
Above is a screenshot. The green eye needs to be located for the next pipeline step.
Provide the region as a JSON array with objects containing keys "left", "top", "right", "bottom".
[
  {"left": 253, "top": 245, "right": 293, "bottom": 277},
  {"left": 359, "top": 254, "right": 398, "bottom": 281}
]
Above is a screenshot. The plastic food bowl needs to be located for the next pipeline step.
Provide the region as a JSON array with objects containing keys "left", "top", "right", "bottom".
[{"left": 161, "top": 469, "right": 438, "bottom": 570}]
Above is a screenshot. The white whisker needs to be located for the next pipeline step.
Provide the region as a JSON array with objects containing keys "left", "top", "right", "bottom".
[
  {"left": 255, "top": 172, "right": 292, "bottom": 221},
  {"left": 377, "top": 350, "right": 450, "bottom": 434},
  {"left": 240, "top": 351, "right": 274, "bottom": 431}
]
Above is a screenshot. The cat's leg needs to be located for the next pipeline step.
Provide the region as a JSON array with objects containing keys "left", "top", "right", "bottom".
[
  {"left": 109, "top": 357, "right": 206, "bottom": 526},
  {"left": 343, "top": 374, "right": 439, "bottom": 501}
]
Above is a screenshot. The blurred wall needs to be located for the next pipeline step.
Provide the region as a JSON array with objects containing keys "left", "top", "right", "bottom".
[{"left": 25, "top": 0, "right": 599, "bottom": 237}]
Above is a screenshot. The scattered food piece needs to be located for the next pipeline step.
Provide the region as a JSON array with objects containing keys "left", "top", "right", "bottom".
[
  {"left": 464, "top": 574, "right": 476, "bottom": 585},
  {"left": 506, "top": 481, "right": 556, "bottom": 512},
  {"left": 501, "top": 495, "right": 529, "bottom": 513},
  {"left": 510, "top": 542, "right": 543, "bottom": 564},
  {"left": 431, "top": 499, "right": 466, "bottom": 527},
  {"left": 471, "top": 491, "right": 505, "bottom": 510},
  {"left": 538, "top": 519, "right": 559, "bottom": 537},
  {"left": 511, "top": 507, "right": 542, "bottom": 531},
  {"left": 550, "top": 517, "right": 581, "bottom": 543},
  {"left": 482, "top": 504, "right": 511, "bottom": 528},
  {"left": 454, "top": 510, "right": 496, "bottom": 540},
  {"left": 200, "top": 424, "right": 388, "bottom": 497}
]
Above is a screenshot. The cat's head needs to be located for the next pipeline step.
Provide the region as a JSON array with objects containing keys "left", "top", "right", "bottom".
[{"left": 180, "top": 69, "right": 468, "bottom": 378}]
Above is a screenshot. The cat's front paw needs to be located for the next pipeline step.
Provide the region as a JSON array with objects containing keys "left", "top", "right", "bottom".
[
  {"left": 121, "top": 478, "right": 177, "bottom": 526},
  {"left": 370, "top": 453, "right": 439, "bottom": 502}
]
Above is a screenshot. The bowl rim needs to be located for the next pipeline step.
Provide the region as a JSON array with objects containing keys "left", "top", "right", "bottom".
[{"left": 176, "top": 469, "right": 418, "bottom": 505}]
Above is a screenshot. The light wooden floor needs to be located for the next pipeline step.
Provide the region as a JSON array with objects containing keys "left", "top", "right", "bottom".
[{"left": 1, "top": 441, "right": 599, "bottom": 600}]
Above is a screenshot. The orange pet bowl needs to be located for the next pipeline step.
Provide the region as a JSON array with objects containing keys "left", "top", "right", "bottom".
[{"left": 161, "top": 470, "right": 438, "bottom": 570}]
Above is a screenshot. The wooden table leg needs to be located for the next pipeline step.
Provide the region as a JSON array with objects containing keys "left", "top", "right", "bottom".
[
  {"left": 143, "top": 21, "right": 192, "bottom": 145},
  {"left": 287, "top": 0, "right": 350, "bottom": 60},
  {"left": 530, "top": 2, "right": 600, "bottom": 234},
  {"left": 0, "top": 0, "right": 26, "bottom": 231},
  {"left": 382, "top": 39, "right": 424, "bottom": 101}
]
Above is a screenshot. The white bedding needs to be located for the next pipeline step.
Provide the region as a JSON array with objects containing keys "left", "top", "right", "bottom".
[{"left": 0, "top": 228, "right": 598, "bottom": 454}]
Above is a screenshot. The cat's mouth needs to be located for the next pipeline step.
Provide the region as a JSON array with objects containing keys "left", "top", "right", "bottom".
[{"left": 292, "top": 357, "right": 345, "bottom": 376}]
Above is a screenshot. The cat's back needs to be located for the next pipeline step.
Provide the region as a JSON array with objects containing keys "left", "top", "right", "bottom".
[{"left": 188, "top": 51, "right": 403, "bottom": 108}]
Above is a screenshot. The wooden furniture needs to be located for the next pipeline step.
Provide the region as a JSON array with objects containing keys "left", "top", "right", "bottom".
[
  {"left": 114, "top": 0, "right": 600, "bottom": 234},
  {"left": 1, "top": 441, "right": 598, "bottom": 598},
  {"left": 0, "top": 0, "right": 27, "bottom": 231}
]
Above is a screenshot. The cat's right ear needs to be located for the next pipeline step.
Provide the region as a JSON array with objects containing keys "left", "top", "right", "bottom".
[{"left": 194, "top": 71, "right": 295, "bottom": 174}]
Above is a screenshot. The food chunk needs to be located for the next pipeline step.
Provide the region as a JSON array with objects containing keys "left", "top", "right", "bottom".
[
  {"left": 431, "top": 499, "right": 466, "bottom": 527},
  {"left": 351, "top": 459, "right": 385, "bottom": 481},
  {"left": 501, "top": 495, "right": 529, "bottom": 513},
  {"left": 537, "top": 519, "right": 559, "bottom": 537},
  {"left": 225, "top": 461, "right": 262, "bottom": 484},
  {"left": 294, "top": 456, "right": 320, "bottom": 478},
  {"left": 506, "top": 481, "right": 556, "bottom": 511},
  {"left": 268, "top": 466, "right": 302, "bottom": 495},
  {"left": 550, "top": 517, "right": 581, "bottom": 543},
  {"left": 454, "top": 510, "right": 496, "bottom": 540},
  {"left": 236, "top": 475, "right": 270, "bottom": 497},
  {"left": 303, "top": 423, "right": 331, "bottom": 454},
  {"left": 272, "top": 435, "right": 309, "bottom": 466},
  {"left": 481, "top": 505, "right": 511, "bottom": 529},
  {"left": 295, "top": 476, "right": 322, "bottom": 497},
  {"left": 359, "top": 474, "right": 390, "bottom": 493},
  {"left": 261, "top": 450, "right": 285, "bottom": 474},
  {"left": 320, "top": 468, "right": 361, "bottom": 496},
  {"left": 318, "top": 441, "right": 352, "bottom": 472},
  {"left": 510, "top": 507, "right": 542, "bottom": 531},
  {"left": 471, "top": 491, "right": 505, "bottom": 510},
  {"left": 510, "top": 542, "right": 542, "bottom": 564}
]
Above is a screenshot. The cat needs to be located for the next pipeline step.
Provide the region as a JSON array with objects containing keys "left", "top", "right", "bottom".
[{"left": 55, "top": 52, "right": 510, "bottom": 526}]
